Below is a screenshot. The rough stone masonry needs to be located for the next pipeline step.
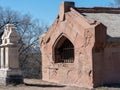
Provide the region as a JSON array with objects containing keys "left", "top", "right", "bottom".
[{"left": 40, "top": 1, "right": 120, "bottom": 88}]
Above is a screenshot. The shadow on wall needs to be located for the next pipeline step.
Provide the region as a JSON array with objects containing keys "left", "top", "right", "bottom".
[{"left": 93, "top": 36, "right": 120, "bottom": 87}]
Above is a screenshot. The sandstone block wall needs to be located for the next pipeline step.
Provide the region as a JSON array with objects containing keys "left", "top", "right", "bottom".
[{"left": 40, "top": 1, "right": 120, "bottom": 88}]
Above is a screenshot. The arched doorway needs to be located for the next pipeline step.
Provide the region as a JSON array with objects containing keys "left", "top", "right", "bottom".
[{"left": 54, "top": 36, "right": 74, "bottom": 63}]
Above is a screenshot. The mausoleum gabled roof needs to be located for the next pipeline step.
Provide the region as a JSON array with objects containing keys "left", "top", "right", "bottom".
[
  {"left": 44, "top": 2, "right": 120, "bottom": 43},
  {"left": 75, "top": 7, "right": 120, "bottom": 40}
]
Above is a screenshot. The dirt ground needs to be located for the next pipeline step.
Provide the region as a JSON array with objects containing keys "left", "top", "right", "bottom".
[{"left": 0, "top": 79, "right": 119, "bottom": 90}]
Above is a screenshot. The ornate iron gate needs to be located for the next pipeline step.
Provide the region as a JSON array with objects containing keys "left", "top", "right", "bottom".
[{"left": 55, "top": 38, "right": 74, "bottom": 63}]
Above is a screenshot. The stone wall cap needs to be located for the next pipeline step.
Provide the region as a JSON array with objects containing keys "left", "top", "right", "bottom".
[
  {"left": 76, "top": 7, "right": 120, "bottom": 14},
  {"left": 5, "top": 24, "right": 15, "bottom": 27},
  {"left": 0, "top": 43, "right": 19, "bottom": 47}
]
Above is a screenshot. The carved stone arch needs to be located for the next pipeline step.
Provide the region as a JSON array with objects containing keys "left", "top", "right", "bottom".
[{"left": 52, "top": 33, "right": 74, "bottom": 63}]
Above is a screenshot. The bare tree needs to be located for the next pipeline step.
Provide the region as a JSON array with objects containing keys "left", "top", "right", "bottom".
[
  {"left": 115, "top": 0, "right": 120, "bottom": 4},
  {"left": 108, "top": 0, "right": 120, "bottom": 7},
  {"left": 0, "top": 6, "right": 48, "bottom": 78}
]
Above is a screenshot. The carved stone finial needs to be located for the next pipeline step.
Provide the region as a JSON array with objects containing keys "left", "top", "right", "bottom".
[{"left": 2, "top": 24, "right": 20, "bottom": 45}]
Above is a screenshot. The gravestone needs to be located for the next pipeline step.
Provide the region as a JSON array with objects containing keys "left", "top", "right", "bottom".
[{"left": 0, "top": 24, "right": 23, "bottom": 85}]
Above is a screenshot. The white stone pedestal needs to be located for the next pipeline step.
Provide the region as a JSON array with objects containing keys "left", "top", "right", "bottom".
[
  {"left": 0, "top": 24, "right": 23, "bottom": 85},
  {"left": 0, "top": 68, "right": 23, "bottom": 85}
]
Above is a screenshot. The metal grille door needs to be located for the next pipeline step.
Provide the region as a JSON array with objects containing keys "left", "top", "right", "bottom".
[{"left": 55, "top": 38, "right": 74, "bottom": 63}]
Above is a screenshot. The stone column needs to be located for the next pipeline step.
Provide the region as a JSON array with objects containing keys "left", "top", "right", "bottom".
[
  {"left": 0, "top": 24, "right": 23, "bottom": 85},
  {"left": 0, "top": 48, "right": 4, "bottom": 68}
]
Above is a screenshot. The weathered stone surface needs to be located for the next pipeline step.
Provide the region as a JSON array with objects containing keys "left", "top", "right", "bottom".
[
  {"left": 0, "top": 24, "right": 23, "bottom": 85},
  {"left": 40, "top": 1, "right": 120, "bottom": 89}
]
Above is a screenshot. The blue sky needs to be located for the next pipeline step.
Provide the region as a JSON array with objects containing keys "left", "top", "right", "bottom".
[{"left": 0, "top": 0, "right": 115, "bottom": 25}]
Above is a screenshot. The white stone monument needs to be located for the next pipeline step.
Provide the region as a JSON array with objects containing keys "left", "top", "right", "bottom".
[{"left": 0, "top": 24, "right": 23, "bottom": 85}]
